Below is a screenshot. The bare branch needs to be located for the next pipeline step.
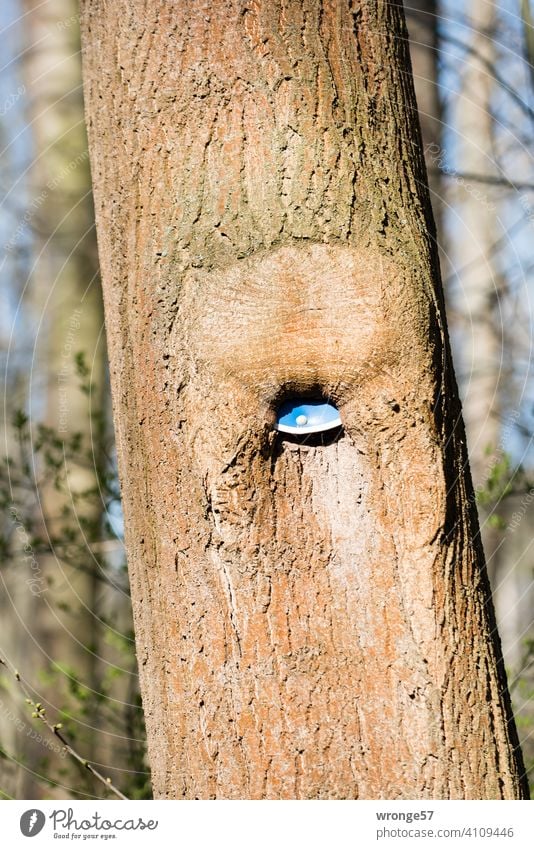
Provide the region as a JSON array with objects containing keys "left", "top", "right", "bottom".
[{"left": 0, "top": 656, "right": 128, "bottom": 800}]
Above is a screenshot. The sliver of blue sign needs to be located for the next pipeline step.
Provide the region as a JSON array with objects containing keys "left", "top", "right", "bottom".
[{"left": 275, "top": 399, "right": 342, "bottom": 435}]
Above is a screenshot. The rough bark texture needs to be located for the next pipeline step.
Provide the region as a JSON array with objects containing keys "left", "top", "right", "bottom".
[{"left": 80, "top": 0, "right": 528, "bottom": 799}]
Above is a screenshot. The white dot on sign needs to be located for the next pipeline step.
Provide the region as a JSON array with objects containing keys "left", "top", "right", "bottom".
[{"left": 296, "top": 415, "right": 308, "bottom": 427}]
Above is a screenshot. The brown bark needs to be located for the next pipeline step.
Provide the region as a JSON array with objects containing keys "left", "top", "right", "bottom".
[{"left": 80, "top": 0, "right": 527, "bottom": 799}]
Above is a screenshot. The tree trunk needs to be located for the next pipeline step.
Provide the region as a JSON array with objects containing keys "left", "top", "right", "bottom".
[
  {"left": 405, "top": 0, "right": 443, "bottom": 231},
  {"left": 13, "top": 0, "right": 104, "bottom": 798},
  {"left": 80, "top": 0, "right": 527, "bottom": 799},
  {"left": 450, "top": 1, "right": 502, "bottom": 488},
  {"left": 447, "top": 2, "right": 505, "bottom": 626}
]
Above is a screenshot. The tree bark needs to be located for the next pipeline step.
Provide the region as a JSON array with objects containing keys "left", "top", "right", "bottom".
[{"left": 80, "top": 0, "right": 527, "bottom": 799}]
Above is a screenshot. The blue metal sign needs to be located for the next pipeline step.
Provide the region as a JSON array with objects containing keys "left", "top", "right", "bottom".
[{"left": 275, "top": 399, "right": 342, "bottom": 435}]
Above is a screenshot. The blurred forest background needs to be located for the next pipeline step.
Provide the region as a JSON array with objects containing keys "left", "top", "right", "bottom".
[{"left": 0, "top": 0, "right": 533, "bottom": 799}]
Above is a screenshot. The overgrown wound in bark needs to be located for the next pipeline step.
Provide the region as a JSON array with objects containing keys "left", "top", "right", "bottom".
[{"left": 80, "top": 0, "right": 528, "bottom": 798}]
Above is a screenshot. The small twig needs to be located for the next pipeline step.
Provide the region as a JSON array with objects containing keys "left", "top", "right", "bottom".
[
  {"left": 429, "top": 166, "right": 534, "bottom": 192},
  {"left": 439, "top": 29, "right": 534, "bottom": 127},
  {"left": 0, "top": 656, "right": 128, "bottom": 800}
]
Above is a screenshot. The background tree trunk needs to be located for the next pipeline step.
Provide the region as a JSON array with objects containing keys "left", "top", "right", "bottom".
[
  {"left": 20, "top": 0, "right": 103, "bottom": 731},
  {"left": 443, "top": 0, "right": 506, "bottom": 666},
  {"left": 0, "top": 0, "right": 105, "bottom": 798},
  {"left": 80, "top": 0, "right": 527, "bottom": 799},
  {"left": 406, "top": 0, "right": 443, "bottom": 233},
  {"left": 449, "top": 1, "right": 502, "bottom": 488}
]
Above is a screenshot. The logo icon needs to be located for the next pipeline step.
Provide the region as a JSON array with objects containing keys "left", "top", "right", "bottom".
[{"left": 20, "top": 809, "right": 46, "bottom": 837}]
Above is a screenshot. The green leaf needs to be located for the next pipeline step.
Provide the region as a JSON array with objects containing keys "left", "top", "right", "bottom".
[{"left": 12, "top": 409, "right": 28, "bottom": 430}]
